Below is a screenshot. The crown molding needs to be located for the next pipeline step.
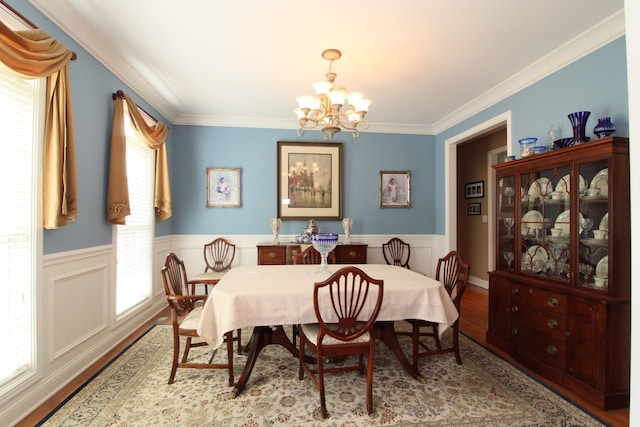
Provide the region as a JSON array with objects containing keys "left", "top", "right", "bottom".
[
  {"left": 30, "top": 1, "right": 625, "bottom": 135},
  {"left": 433, "top": 10, "right": 625, "bottom": 135}
]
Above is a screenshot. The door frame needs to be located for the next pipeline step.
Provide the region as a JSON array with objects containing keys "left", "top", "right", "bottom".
[{"left": 444, "top": 111, "right": 512, "bottom": 270}]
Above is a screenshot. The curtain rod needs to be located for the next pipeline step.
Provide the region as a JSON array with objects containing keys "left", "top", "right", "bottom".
[
  {"left": 0, "top": 0, "right": 77, "bottom": 60},
  {"left": 112, "top": 90, "right": 159, "bottom": 124}
]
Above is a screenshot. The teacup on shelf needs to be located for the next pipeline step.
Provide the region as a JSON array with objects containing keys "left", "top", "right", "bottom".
[
  {"left": 550, "top": 228, "right": 563, "bottom": 237},
  {"left": 586, "top": 188, "right": 600, "bottom": 197},
  {"left": 593, "top": 230, "right": 607, "bottom": 240},
  {"left": 550, "top": 191, "right": 562, "bottom": 200}
]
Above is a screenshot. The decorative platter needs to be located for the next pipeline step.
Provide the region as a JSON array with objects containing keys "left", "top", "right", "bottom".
[
  {"left": 555, "top": 173, "right": 586, "bottom": 195},
  {"left": 595, "top": 255, "right": 608, "bottom": 279},
  {"left": 589, "top": 168, "right": 608, "bottom": 196},
  {"left": 554, "top": 209, "right": 585, "bottom": 236},
  {"left": 599, "top": 212, "right": 608, "bottom": 231},
  {"left": 522, "top": 245, "right": 548, "bottom": 273},
  {"left": 527, "top": 177, "right": 552, "bottom": 201}
]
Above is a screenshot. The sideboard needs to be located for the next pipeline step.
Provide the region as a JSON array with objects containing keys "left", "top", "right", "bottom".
[{"left": 256, "top": 242, "right": 368, "bottom": 265}]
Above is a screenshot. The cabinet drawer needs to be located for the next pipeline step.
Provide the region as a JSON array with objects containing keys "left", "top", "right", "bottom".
[
  {"left": 511, "top": 319, "right": 567, "bottom": 369},
  {"left": 510, "top": 303, "right": 566, "bottom": 336},
  {"left": 257, "top": 246, "right": 286, "bottom": 265},
  {"left": 511, "top": 283, "right": 566, "bottom": 315},
  {"left": 335, "top": 244, "right": 367, "bottom": 264}
]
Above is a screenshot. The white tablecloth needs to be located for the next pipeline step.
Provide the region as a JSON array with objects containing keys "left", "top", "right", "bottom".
[{"left": 197, "top": 264, "right": 459, "bottom": 349}]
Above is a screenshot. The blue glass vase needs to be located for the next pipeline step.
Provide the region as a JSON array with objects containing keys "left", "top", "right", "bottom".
[
  {"left": 593, "top": 117, "right": 615, "bottom": 138},
  {"left": 568, "top": 111, "right": 591, "bottom": 144}
]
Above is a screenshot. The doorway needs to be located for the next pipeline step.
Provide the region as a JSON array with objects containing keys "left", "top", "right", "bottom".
[{"left": 444, "top": 111, "right": 512, "bottom": 287}]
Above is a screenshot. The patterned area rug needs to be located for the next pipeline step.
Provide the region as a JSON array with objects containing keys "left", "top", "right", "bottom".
[{"left": 39, "top": 324, "right": 604, "bottom": 426}]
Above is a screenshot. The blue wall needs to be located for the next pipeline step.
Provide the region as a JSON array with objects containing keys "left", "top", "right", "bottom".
[
  {"left": 434, "top": 37, "right": 629, "bottom": 234},
  {"left": 13, "top": 0, "right": 627, "bottom": 253},
  {"left": 171, "top": 127, "right": 434, "bottom": 236},
  {"left": 10, "top": 0, "right": 175, "bottom": 254}
]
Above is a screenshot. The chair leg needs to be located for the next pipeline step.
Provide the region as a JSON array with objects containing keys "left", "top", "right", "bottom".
[
  {"left": 298, "top": 333, "right": 305, "bottom": 380},
  {"left": 292, "top": 325, "right": 298, "bottom": 348},
  {"left": 169, "top": 332, "right": 180, "bottom": 384},
  {"left": 181, "top": 337, "right": 192, "bottom": 363},
  {"left": 431, "top": 324, "right": 442, "bottom": 349},
  {"left": 412, "top": 321, "right": 420, "bottom": 370},
  {"left": 366, "top": 342, "right": 376, "bottom": 415},
  {"left": 225, "top": 331, "right": 235, "bottom": 385},
  {"left": 237, "top": 328, "right": 242, "bottom": 354},
  {"left": 318, "top": 351, "right": 328, "bottom": 419},
  {"left": 452, "top": 323, "right": 462, "bottom": 365}
]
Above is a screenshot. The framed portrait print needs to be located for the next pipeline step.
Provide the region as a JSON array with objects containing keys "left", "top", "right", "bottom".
[
  {"left": 380, "top": 171, "right": 411, "bottom": 208},
  {"left": 464, "top": 180, "right": 484, "bottom": 199},
  {"left": 467, "top": 202, "right": 481, "bottom": 216},
  {"left": 207, "top": 167, "right": 241, "bottom": 207},
  {"left": 277, "top": 141, "right": 342, "bottom": 220}
]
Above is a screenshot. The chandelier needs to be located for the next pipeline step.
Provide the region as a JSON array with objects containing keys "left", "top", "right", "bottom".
[{"left": 295, "top": 49, "right": 371, "bottom": 140}]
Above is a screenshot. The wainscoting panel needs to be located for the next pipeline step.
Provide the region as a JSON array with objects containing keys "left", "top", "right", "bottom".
[
  {"left": 50, "top": 263, "right": 109, "bottom": 361},
  {"left": 44, "top": 246, "right": 112, "bottom": 364}
]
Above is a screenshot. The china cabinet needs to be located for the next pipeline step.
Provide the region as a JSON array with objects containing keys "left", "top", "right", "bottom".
[{"left": 486, "top": 136, "right": 630, "bottom": 409}]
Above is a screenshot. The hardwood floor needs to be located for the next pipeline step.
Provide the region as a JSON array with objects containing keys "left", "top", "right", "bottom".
[{"left": 16, "top": 285, "right": 629, "bottom": 426}]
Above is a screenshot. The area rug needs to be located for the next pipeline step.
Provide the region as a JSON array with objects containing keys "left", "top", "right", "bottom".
[{"left": 39, "top": 324, "right": 605, "bottom": 426}]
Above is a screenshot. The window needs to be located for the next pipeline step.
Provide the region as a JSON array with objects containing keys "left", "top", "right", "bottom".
[
  {"left": 115, "top": 107, "right": 155, "bottom": 315},
  {"left": 0, "top": 65, "right": 42, "bottom": 389}
]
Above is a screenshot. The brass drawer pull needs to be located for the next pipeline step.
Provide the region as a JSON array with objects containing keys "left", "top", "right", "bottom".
[
  {"left": 547, "top": 319, "right": 559, "bottom": 329},
  {"left": 546, "top": 345, "right": 558, "bottom": 356},
  {"left": 512, "top": 288, "right": 519, "bottom": 295},
  {"left": 547, "top": 297, "right": 559, "bottom": 308},
  {"left": 268, "top": 252, "right": 277, "bottom": 259},
  {"left": 511, "top": 328, "right": 518, "bottom": 336},
  {"left": 511, "top": 305, "right": 519, "bottom": 314},
  {"left": 348, "top": 250, "right": 357, "bottom": 258}
]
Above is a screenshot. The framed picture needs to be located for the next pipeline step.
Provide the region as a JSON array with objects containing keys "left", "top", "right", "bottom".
[
  {"left": 206, "top": 167, "right": 241, "bottom": 207},
  {"left": 380, "top": 171, "right": 411, "bottom": 208},
  {"left": 465, "top": 180, "right": 484, "bottom": 199},
  {"left": 277, "top": 141, "right": 343, "bottom": 220},
  {"left": 467, "top": 202, "right": 481, "bottom": 216}
]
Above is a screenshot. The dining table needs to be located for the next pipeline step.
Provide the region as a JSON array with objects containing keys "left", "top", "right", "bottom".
[{"left": 197, "top": 263, "right": 459, "bottom": 397}]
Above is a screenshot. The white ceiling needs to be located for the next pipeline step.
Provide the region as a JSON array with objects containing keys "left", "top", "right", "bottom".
[{"left": 30, "top": 0, "right": 625, "bottom": 135}]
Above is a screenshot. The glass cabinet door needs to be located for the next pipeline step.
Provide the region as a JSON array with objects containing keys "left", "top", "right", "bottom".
[
  {"left": 578, "top": 159, "right": 609, "bottom": 290},
  {"left": 497, "top": 176, "right": 516, "bottom": 271},
  {"left": 519, "top": 166, "right": 571, "bottom": 281}
]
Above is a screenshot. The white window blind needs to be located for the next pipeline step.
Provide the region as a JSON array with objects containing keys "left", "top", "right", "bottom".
[
  {"left": 115, "top": 109, "right": 154, "bottom": 315},
  {"left": 0, "top": 67, "right": 39, "bottom": 388}
]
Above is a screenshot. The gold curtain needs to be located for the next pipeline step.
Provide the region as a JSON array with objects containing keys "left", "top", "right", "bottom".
[
  {"left": 0, "top": 21, "right": 77, "bottom": 229},
  {"left": 108, "top": 91, "right": 171, "bottom": 224}
]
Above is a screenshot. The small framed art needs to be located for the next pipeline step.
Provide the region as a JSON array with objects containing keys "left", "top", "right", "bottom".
[
  {"left": 464, "top": 180, "right": 484, "bottom": 199},
  {"left": 467, "top": 202, "right": 481, "bottom": 216},
  {"left": 380, "top": 171, "right": 411, "bottom": 208},
  {"left": 207, "top": 167, "right": 241, "bottom": 207}
]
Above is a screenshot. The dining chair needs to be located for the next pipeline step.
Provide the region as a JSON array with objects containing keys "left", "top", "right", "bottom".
[
  {"left": 202, "top": 237, "right": 242, "bottom": 353},
  {"left": 382, "top": 237, "right": 411, "bottom": 269},
  {"left": 298, "top": 266, "right": 384, "bottom": 418},
  {"left": 406, "top": 250, "right": 469, "bottom": 369},
  {"left": 293, "top": 245, "right": 336, "bottom": 265},
  {"left": 161, "top": 252, "right": 234, "bottom": 386},
  {"left": 291, "top": 245, "right": 337, "bottom": 347},
  {"left": 202, "top": 237, "right": 236, "bottom": 293}
]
